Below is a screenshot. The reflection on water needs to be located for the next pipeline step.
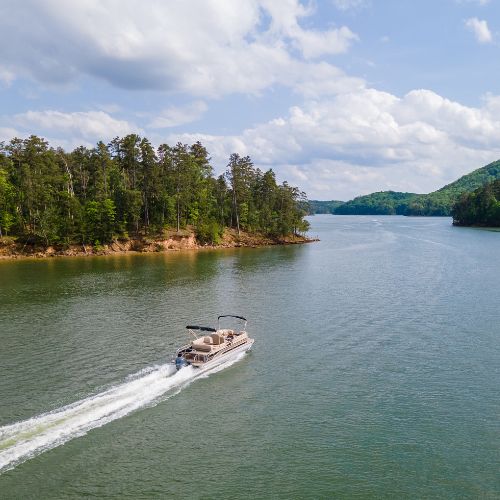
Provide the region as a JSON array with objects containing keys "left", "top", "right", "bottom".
[
  {"left": 0, "top": 245, "right": 304, "bottom": 306},
  {"left": 0, "top": 216, "right": 499, "bottom": 498}
]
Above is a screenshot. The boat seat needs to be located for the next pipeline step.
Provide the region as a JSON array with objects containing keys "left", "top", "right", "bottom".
[
  {"left": 192, "top": 336, "right": 212, "bottom": 352},
  {"left": 211, "top": 333, "right": 224, "bottom": 345}
]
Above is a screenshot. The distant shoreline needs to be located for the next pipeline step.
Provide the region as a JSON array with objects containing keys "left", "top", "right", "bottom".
[
  {"left": 452, "top": 222, "right": 500, "bottom": 231},
  {"left": 0, "top": 230, "right": 317, "bottom": 260}
]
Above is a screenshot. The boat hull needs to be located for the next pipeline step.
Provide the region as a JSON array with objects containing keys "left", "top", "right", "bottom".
[{"left": 191, "top": 338, "right": 254, "bottom": 372}]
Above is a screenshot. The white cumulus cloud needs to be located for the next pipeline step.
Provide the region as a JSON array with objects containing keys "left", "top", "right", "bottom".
[
  {"left": 11, "top": 110, "right": 142, "bottom": 147},
  {"left": 332, "top": 0, "right": 368, "bottom": 11},
  {"left": 0, "top": 127, "right": 21, "bottom": 142},
  {"left": 292, "top": 26, "right": 358, "bottom": 59},
  {"left": 0, "top": 0, "right": 358, "bottom": 96},
  {"left": 465, "top": 17, "right": 493, "bottom": 44},
  {"left": 168, "top": 88, "right": 500, "bottom": 199},
  {"left": 149, "top": 101, "right": 208, "bottom": 129},
  {"left": 2, "top": 0, "right": 499, "bottom": 200}
]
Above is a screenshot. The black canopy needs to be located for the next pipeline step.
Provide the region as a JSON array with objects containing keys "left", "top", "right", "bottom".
[
  {"left": 217, "top": 315, "right": 247, "bottom": 322},
  {"left": 186, "top": 325, "right": 217, "bottom": 332}
]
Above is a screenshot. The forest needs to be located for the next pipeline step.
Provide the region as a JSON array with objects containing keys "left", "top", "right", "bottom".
[
  {"left": 310, "top": 159, "right": 500, "bottom": 216},
  {"left": 452, "top": 179, "right": 500, "bottom": 226},
  {"left": 0, "top": 135, "right": 310, "bottom": 246},
  {"left": 307, "top": 199, "right": 345, "bottom": 215}
]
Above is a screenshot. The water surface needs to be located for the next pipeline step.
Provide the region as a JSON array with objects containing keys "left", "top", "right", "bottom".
[{"left": 0, "top": 216, "right": 499, "bottom": 498}]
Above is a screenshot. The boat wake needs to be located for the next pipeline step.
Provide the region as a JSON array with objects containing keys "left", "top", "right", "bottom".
[{"left": 0, "top": 351, "right": 247, "bottom": 473}]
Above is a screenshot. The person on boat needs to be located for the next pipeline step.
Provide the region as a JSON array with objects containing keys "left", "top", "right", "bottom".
[{"left": 175, "top": 353, "right": 186, "bottom": 371}]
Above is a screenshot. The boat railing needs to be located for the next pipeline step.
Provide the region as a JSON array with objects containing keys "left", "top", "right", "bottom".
[{"left": 185, "top": 352, "right": 208, "bottom": 363}]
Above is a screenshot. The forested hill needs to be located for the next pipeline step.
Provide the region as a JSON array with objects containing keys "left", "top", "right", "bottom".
[
  {"left": 331, "top": 159, "right": 500, "bottom": 216},
  {"left": 307, "top": 199, "right": 345, "bottom": 214},
  {"left": 0, "top": 135, "right": 310, "bottom": 246},
  {"left": 452, "top": 179, "right": 500, "bottom": 226},
  {"left": 329, "top": 191, "right": 416, "bottom": 216}
]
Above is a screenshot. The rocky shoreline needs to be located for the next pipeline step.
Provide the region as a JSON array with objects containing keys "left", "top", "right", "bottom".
[{"left": 0, "top": 229, "right": 317, "bottom": 260}]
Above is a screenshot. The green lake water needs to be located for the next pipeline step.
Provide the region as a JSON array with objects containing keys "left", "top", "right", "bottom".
[{"left": 0, "top": 215, "right": 499, "bottom": 498}]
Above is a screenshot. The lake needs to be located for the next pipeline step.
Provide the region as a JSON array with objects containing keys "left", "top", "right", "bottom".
[{"left": 0, "top": 216, "right": 499, "bottom": 498}]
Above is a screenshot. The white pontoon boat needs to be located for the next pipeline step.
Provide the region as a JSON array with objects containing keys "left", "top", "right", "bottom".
[{"left": 174, "top": 315, "right": 254, "bottom": 371}]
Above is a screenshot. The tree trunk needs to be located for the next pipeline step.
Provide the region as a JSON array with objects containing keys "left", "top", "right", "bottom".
[
  {"left": 233, "top": 188, "right": 240, "bottom": 235},
  {"left": 177, "top": 195, "right": 180, "bottom": 233},
  {"left": 176, "top": 157, "right": 180, "bottom": 233}
]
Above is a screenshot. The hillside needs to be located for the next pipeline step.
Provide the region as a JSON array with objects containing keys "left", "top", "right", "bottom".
[
  {"left": 333, "top": 191, "right": 417, "bottom": 215},
  {"left": 307, "top": 199, "right": 345, "bottom": 214},
  {"left": 452, "top": 179, "right": 500, "bottom": 226},
  {"left": 330, "top": 160, "right": 500, "bottom": 216}
]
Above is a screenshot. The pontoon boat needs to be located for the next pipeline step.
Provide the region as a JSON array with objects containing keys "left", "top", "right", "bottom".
[{"left": 174, "top": 315, "right": 254, "bottom": 371}]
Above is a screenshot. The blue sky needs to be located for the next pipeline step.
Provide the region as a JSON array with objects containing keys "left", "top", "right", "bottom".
[{"left": 1, "top": 0, "right": 500, "bottom": 200}]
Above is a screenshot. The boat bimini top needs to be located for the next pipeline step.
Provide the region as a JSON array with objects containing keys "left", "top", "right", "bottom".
[
  {"left": 185, "top": 325, "right": 217, "bottom": 333},
  {"left": 217, "top": 315, "right": 247, "bottom": 331},
  {"left": 185, "top": 315, "right": 247, "bottom": 337},
  {"left": 176, "top": 314, "right": 253, "bottom": 370}
]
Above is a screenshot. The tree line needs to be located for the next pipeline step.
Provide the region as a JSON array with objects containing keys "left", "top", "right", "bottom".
[
  {"left": 452, "top": 179, "right": 500, "bottom": 226},
  {"left": 310, "top": 160, "right": 500, "bottom": 217},
  {"left": 0, "top": 135, "right": 310, "bottom": 245},
  {"left": 332, "top": 191, "right": 456, "bottom": 216}
]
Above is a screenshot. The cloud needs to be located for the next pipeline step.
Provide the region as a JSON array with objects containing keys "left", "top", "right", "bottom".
[
  {"left": 5, "top": 87, "right": 500, "bottom": 200},
  {"left": 168, "top": 88, "right": 500, "bottom": 199},
  {"left": 0, "top": 0, "right": 357, "bottom": 97},
  {"left": 10, "top": 110, "right": 142, "bottom": 147},
  {"left": 332, "top": 0, "right": 368, "bottom": 11},
  {"left": 457, "top": 0, "right": 490, "bottom": 5},
  {"left": 0, "top": 127, "right": 20, "bottom": 142},
  {"left": 2, "top": 1, "right": 498, "bottom": 200},
  {"left": 465, "top": 17, "right": 493, "bottom": 43},
  {"left": 149, "top": 101, "right": 208, "bottom": 129},
  {"left": 288, "top": 61, "right": 366, "bottom": 97},
  {"left": 0, "top": 66, "right": 15, "bottom": 86},
  {"left": 261, "top": 1, "right": 358, "bottom": 59},
  {"left": 98, "top": 103, "right": 122, "bottom": 114},
  {"left": 291, "top": 26, "right": 358, "bottom": 59}
]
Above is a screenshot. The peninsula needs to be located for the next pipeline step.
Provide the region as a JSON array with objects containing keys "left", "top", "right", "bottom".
[{"left": 0, "top": 135, "right": 312, "bottom": 259}]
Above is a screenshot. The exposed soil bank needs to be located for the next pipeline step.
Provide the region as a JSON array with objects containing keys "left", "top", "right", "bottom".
[{"left": 0, "top": 229, "right": 317, "bottom": 260}]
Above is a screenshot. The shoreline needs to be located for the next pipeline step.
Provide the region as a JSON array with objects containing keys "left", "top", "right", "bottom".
[
  {"left": 452, "top": 221, "right": 500, "bottom": 230},
  {"left": 0, "top": 229, "right": 318, "bottom": 261}
]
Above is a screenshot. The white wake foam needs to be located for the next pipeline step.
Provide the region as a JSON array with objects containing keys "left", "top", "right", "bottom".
[{"left": 0, "top": 351, "right": 247, "bottom": 473}]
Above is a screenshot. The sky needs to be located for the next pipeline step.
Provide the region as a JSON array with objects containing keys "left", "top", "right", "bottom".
[{"left": 1, "top": 0, "right": 500, "bottom": 200}]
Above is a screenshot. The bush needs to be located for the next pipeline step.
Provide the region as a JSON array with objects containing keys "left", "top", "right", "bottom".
[{"left": 196, "top": 220, "right": 222, "bottom": 245}]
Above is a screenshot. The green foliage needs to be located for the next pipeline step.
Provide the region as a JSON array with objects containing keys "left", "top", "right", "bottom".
[
  {"left": 452, "top": 179, "right": 500, "bottom": 226},
  {"left": 0, "top": 166, "right": 16, "bottom": 236},
  {"left": 307, "top": 200, "right": 345, "bottom": 214},
  {"left": 328, "top": 159, "right": 500, "bottom": 216},
  {"left": 38, "top": 206, "right": 61, "bottom": 245},
  {"left": 196, "top": 220, "right": 222, "bottom": 245},
  {"left": 334, "top": 191, "right": 417, "bottom": 215},
  {"left": 224, "top": 154, "right": 308, "bottom": 237},
  {"left": 84, "top": 199, "right": 117, "bottom": 243},
  {"left": 0, "top": 135, "right": 309, "bottom": 246}
]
